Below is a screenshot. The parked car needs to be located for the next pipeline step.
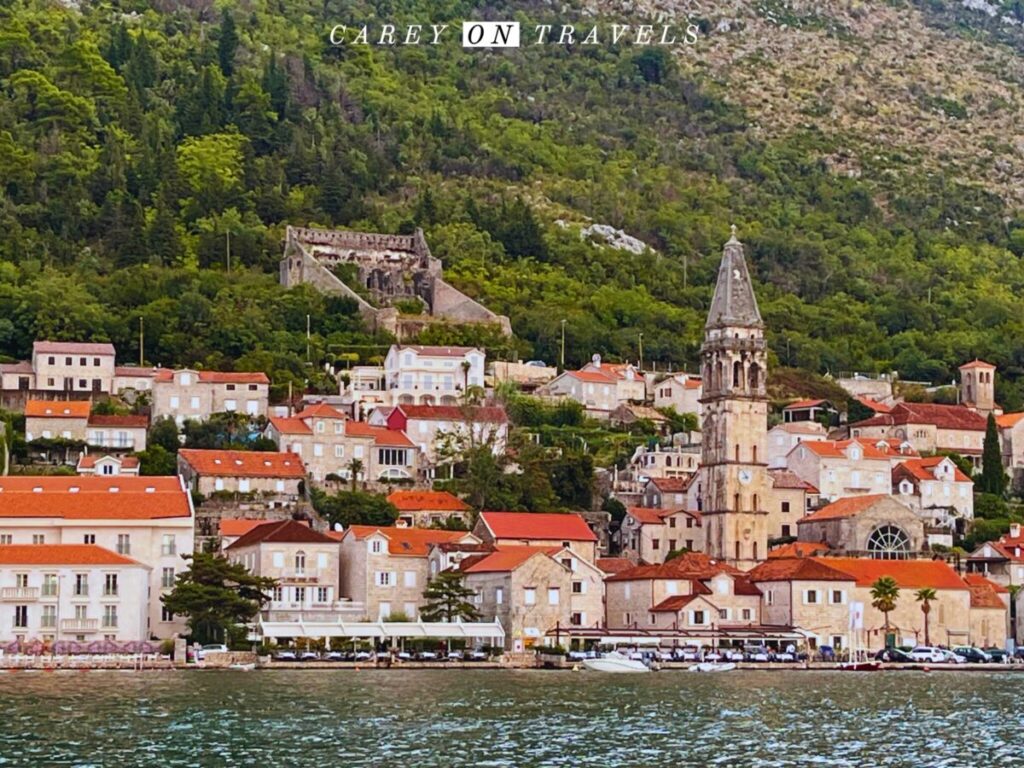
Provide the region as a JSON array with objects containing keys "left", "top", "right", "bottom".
[
  {"left": 467, "top": 650, "right": 489, "bottom": 662},
  {"left": 447, "top": 650, "right": 464, "bottom": 661},
  {"left": 322, "top": 651, "right": 345, "bottom": 662},
  {"left": 298, "top": 651, "right": 319, "bottom": 662},
  {"left": 874, "top": 648, "right": 914, "bottom": 663},
  {"left": 197, "top": 643, "right": 229, "bottom": 660},
  {"left": 273, "top": 650, "right": 297, "bottom": 662},
  {"left": 416, "top": 651, "right": 438, "bottom": 661},
  {"left": 952, "top": 646, "right": 991, "bottom": 663},
  {"left": 984, "top": 647, "right": 1009, "bottom": 663},
  {"left": 937, "top": 648, "right": 967, "bottom": 664},
  {"left": 909, "top": 646, "right": 946, "bottom": 663}
]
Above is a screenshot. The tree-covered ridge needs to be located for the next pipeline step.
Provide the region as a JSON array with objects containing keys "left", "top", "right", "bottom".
[{"left": 1, "top": 1, "right": 1023, "bottom": 408}]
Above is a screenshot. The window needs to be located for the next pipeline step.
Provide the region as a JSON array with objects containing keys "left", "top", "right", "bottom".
[
  {"left": 214, "top": 478, "right": 225, "bottom": 491},
  {"left": 524, "top": 587, "right": 536, "bottom": 605},
  {"left": 15, "top": 573, "right": 28, "bottom": 588},
  {"left": 103, "top": 574, "right": 118, "bottom": 596},
  {"left": 742, "top": 608, "right": 752, "bottom": 621},
  {"left": 548, "top": 588, "right": 560, "bottom": 606},
  {"left": 102, "top": 606, "right": 118, "bottom": 628},
  {"left": 403, "top": 571, "right": 416, "bottom": 588},
  {"left": 272, "top": 587, "right": 283, "bottom": 602},
  {"left": 162, "top": 568, "right": 175, "bottom": 589},
  {"left": 781, "top": 525, "right": 791, "bottom": 538},
  {"left": 570, "top": 612, "right": 583, "bottom": 626},
  {"left": 572, "top": 581, "right": 584, "bottom": 594},
  {"left": 830, "top": 590, "right": 845, "bottom": 605},
  {"left": 42, "top": 605, "right": 56, "bottom": 628},
  {"left": 0, "top": 535, "right": 11, "bottom": 545},
  {"left": 379, "top": 448, "right": 408, "bottom": 466},
  {"left": 294, "top": 586, "right": 306, "bottom": 604},
  {"left": 272, "top": 552, "right": 285, "bottom": 568},
  {"left": 317, "top": 587, "right": 330, "bottom": 603},
  {"left": 313, "top": 444, "right": 324, "bottom": 457},
  {"left": 239, "top": 479, "right": 250, "bottom": 493},
  {"left": 14, "top": 605, "right": 28, "bottom": 628},
  {"left": 375, "top": 571, "right": 395, "bottom": 587},
  {"left": 170, "top": 396, "right": 180, "bottom": 409},
  {"left": 804, "top": 589, "right": 818, "bottom": 605},
  {"left": 180, "top": 373, "right": 192, "bottom": 386},
  {"left": 317, "top": 552, "right": 328, "bottom": 569},
  {"left": 116, "top": 534, "right": 130, "bottom": 555},
  {"left": 495, "top": 588, "right": 504, "bottom": 604},
  {"left": 781, "top": 501, "right": 790, "bottom": 513},
  {"left": 686, "top": 539, "right": 694, "bottom": 550},
  {"left": 370, "top": 539, "right": 384, "bottom": 554},
  {"left": 719, "top": 609, "right": 728, "bottom": 620},
  {"left": 42, "top": 574, "right": 58, "bottom": 597},
  {"left": 295, "top": 552, "right": 306, "bottom": 574},
  {"left": 74, "top": 574, "right": 88, "bottom": 596},
  {"left": 692, "top": 610, "right": 705, "bottom": 625},
  {"left": 161, "top": 607, "right": 175, "bottom": 622},
  {"left": 652, "top": 539, "right": 660, "bottom": 551},
  {"left": 378, "top": 602, "right": 391, "bottom": 620},
  {"left": 32, "top": 534, "right": 45, "bottom": 545},
  {"left": 334, "top": 445, "right": 345, "bottom": 458},
  {"left": 161, "top": 534, "right": 176, "bottom": 556},
  {"left": 867, "top": 525, "right": 911, "bottom": 560}
]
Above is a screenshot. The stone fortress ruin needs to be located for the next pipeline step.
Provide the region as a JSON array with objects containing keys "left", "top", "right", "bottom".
[{"left": 280, "top": 226, "right": 512, "bottom": 337}]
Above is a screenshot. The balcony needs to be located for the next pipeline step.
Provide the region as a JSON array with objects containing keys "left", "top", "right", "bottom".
[
  {"left": 1, "top": 587, "right": 39, "bottom": 601},
  {"left": 61, "top": 618, "right": 100, "bottom": 632},
  {"left": 280, "top": 569, "right": 319, "bottom": 583}
]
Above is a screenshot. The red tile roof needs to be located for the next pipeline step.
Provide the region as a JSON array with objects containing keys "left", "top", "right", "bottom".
[
  {"left": 770, "top": 470, "right": 818, "bottom": 492},
  {"left": 996, "top": 413, "right": 1024, "bottom": 429},
  {"left": 968, "top": 583, "right": 1006, "bottom": 609},
  {"left": 800, "top": 494, "right": 890, "bottom": 522},
  {"left": 893, "top": 456, "right": 972, "bottom": 484},
  {"left": 460, "top": 545, "right": 561, "bottom": 573},
  {"left": 851, "top": 402, "right": 987, "bottom": 431},
  {"left": 397, "top": 345, "right": 478, "bottom": 357},
  {"left": 395, "top": 405, "right": 508, "bottom": 423},
  {"left": 114, "top": 366, "right": 157, "bottom": 378},
  {"left": 76, "top": 455, "right": 139, "bottom": 470},
  {"left": 773, "top": 422, "right": 828, "bottom": 435},
  {"left": 811, "top": 557, "right": 968, "bottom": 590},
  {"left": 268, "top": 416, "right": 312, "bottom": 435},
  {"left": 87, "top": 414, "right": 148, "bottom": 428},
  {"left": 295, "top": 403, "right": 346, "bottom": 420},
  {"left": 565, "top": 369, "right": 618, "bottom": 384},
  {"left": 226, "top": 519, "right": 336, "bottom": 550},
  {"left": 25, "top": 400, "right": 90, "bottom": 419},
  {"left": 606, "top": 551, "right": 746, "bottom": 583},
  {"left": 596, "top": 557, "right": 635, "bottom": 575},
  {"left": 784, "top": 399, "right": 827, "bottom": 410},
  {"left": 650, "top": 594, "right": 704, "bottom": 612},
  {"left": 963, "top": 574, "right": 1009, "bottom": 594},
  {"left": 855, "top": 396, "right": 893, "bottom": 414},
  {"left": 959, "top": 359, "right": 996, "bottom": 370},
  {"left": 153, "top": 369, "right": 269, "bottom": 384},
  {"left": 219, "top": 518, "right": 268, "bottom": 538},
  {"left": 801, "top": 439, "right": 896, "bottom": 461},
  {"left": 386, "top": 490, "right": 470, "bottom": 512},
  {"left": 0, "top": 544, "right": 142, "bottom": 566},
  {"left": 479, "top": 512, "right": 598, "bottom": 543},
  {"left": 767, "top": 541, "right": 831, "bottom": 559},
  {"left": 0, "top": 360, "right": 33, "bottom": 374},
  {"left": 626, "top": 507, "right": 668, "bottom": 525},
  {"left": 343, "top": 526, "right": 471, "bottom": 556},
  {"left": 34, "top": 341, "right": 115, "bottom": 356},
  {"left": 648, "top": 477, "right": 690, "bottom": 493},
  {"left": 749, "top": 556, "right": 851, "bottom": 582},
  {"left": 343, "top": 421, "right": 414, "bottom": 447},
  {"left": 0, "top": 477, "right": 190, "bottom": 519},
  {"left": 179, "top": 449, "right": 306, "bottom": 478}
]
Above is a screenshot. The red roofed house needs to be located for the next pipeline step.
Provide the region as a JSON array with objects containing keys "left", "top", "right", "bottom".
[
  {"left": 177, "top": 449, "right": 306, "bottom": 499},
  {"left": 893, "top": 456, "right": 974, "bottom": 527},
  {"left": 767, "top": 421, "right": 828, "bottom": 469},
  {"left": 474, "top": 512, "right": 599, "bottom": 563},
  {"left": 641, "top": 476, "right": 691, "bottom": 509},
  {"left": 797, "top": 495, "right": 925, "bottom": 558},
  {"left": 218, "top": 518, "right": 268, "bottom": 548},
  {"left": 29, "top": 341, "right": 116, "bottom": 394},
  {"left": 782, "top": 398, "right": 837, "bottom": 425},
  {"left": 384, "top": 345, "right": 485, "bottom": 406},
  {"left": 615, "top": 507, "right": 703, "bottom": 564},
  {"left": 150, "top": 368, "right": 270, "bottom": 426},
  {"left": 339, "top": 525, "right": 480, "bottom": 620},
  {"left": 0, "top": 475, "right": 194, "bottom": 638},
  {"left": 967, "top": 523, "right": 1024, "bottom": 591},
  {"left": 459, "top": 545, "right": 605, "bottom": 650},
  {"left": 849, "top": 401, "right": 988, "bottom": 468},
  {"left": 785, "top": 439, "right": 901, "bottom": 503},
  {"left": 24, "top": 400, "right": 146, "bottom": 452},
  {"left": 225, "top": 519, "right": 360, "bottom": 624},
  {"left": 604, "top": 553, "right": 762, "bottom": 633},
  {"left": 768, "top": 469, "right": 820, "bottom": 541},
  {"left": 997, "top": 411, "right": 1024, "bottom": 493},
  {"left": 0, "top": 544, "right": 151, "bottom": 644},
  {"left": 541, "top": 355, "right": 645, "bottom": 418},
  {"left": 652, "top": 372, "right": 703, "bottom": 419},
  {"left": 385, "top": 490, "right": 472, "bottom": 528},
  {"left": 375, "top": 403, "right": 509, "bottom": 473},
  {"left": 76, "top": 454, "right": 140, "bottom": 477},
  {"left": 265, "top": 403, "right": 417, "bottom": 484}
]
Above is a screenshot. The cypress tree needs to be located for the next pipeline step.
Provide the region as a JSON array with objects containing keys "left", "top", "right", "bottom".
[
  {"left": 979, "top": 412, "right": 1006, "bottom": 496},
  {"left": 218, "top": 10, "right": 239, "bottom": 77}
]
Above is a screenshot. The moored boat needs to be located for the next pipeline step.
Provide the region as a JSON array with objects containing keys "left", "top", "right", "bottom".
[
  {"left": 837, "top": 661, "right": 882, "bottom": 672},
  {"left": 688, "top": 662, "right": 737, "bottom": 673},
  {"left": 582, "top": 651, "right": 650, "bottom": 673}
]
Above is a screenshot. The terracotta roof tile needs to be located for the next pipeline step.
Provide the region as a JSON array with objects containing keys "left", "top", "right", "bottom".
[
  {"left": 268, "top": 416, "right": 313, "bottom": 435},
  {"left": 959, "top": 359, "right": 996, "bottom": 370},
  {"left": 153, "top": 369, "right": 269, "bottom": 384},
  {"left": 0, "top": 544, "right": 143, "bottom": 566},
  {"left": 784, "top": 399, "right": 827, "bottom": 409},
  {"left": 386, "top": 490, "right": 470, "bottom": 512},
  {"left": 87, "top": 414, "right": 148, "bottom": 428},
  {"left": 460, "top": 545, "right": 561, "bottom": 573},
  {"left": 178, "top": 449, "right": 305, "bottom": 478},
  {"left": 566, "top": 369, "right": 618, "bottom": 384},
  {"left": 396, "top": 405, "right": 508, "bottom": 423},
  {"left": 480, "top": 512, "right": 598, "bottom": 542},
  {"left": 219, "top": 519, "right": 268, "bottom": 538},
  {"left": 626, "top": 507, "right": 668, "bottom": 525},
  {"left": 963, "top": 574, "right": 1009, "bottom": 594},
  {"left": 595, "top": 557, "right": 635, "bottom": 574},
  {"left": 767, "top": 541, "right": 831, "bottom": 559},
  {"left": 397, "top": 345, "right": 478, "bottom": 357},
  {"left": 855, "top": 396, "right": 893, "bottom": 414},
  {"left": 648, "top": 477, "right": 689, "bottom": 493},
  {"left": 851, "top": 402, "right": 987, "bottom": 432},
  {"left": 343, "top": 421, "right": 414, "bottom": 447},
  {"left": 76, "top": 455, "right": 139, "bottom": 470},
  {"left": 25, "top": 400, "right": 90, "bottom": 419},
  {"left": 811, "top": 557, "right": 968, "bottom": 590},
  {"left": 800, "top": 494, "right": 889, "bottom": 522},
  {"left": 294, "top": 403, "right": 347, "bottom": 420},
  {"left": 770, "top": 470, "right": 818, "bottom": 492},
  {"left": 343, "top": 526, "right": 471, "bottom": 556},
  {"left": 650, "top": 594, "right": 704, "bottom": 612},
  {"left": 996, "top": 413, "right": 1024, "bottom": 429},
  {"left": 893, "top": 456, "right": 972, "bottom": 484},
  {"left": 749, "top": 556, "right": 851, "bottom": 582},
  {"left": 0, "top": 477, "right": 190, "bottom": 519},
  {"left": 226, "top": 519, "right": 336, "bottom": 550},
  {"left": 34, "top": 341, "right": 115, "bottom": 356}
]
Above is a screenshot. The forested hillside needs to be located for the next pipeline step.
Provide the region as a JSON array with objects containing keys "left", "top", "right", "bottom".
[{"left": 2, "top": 0, "right": 1024, "bottom": 406}]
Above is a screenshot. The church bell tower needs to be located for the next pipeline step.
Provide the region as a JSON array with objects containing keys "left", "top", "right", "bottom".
[{"left": 699, "top": 227, "right": 770, "bottom": 570}]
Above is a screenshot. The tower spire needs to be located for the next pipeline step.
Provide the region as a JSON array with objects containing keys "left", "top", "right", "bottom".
[{"left": 706, "top": 228, "right": 762, "bottom": 330}]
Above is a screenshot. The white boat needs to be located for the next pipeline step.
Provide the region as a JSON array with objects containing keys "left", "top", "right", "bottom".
[
  {"left": 582, "top": 651, "right": 650, "bottom": 673},
  {"left": 228, "top": 662, "right": 256, "bottom": 671},
  {"left": 688, "top": 662, "right": 737, "bottom": 673}
]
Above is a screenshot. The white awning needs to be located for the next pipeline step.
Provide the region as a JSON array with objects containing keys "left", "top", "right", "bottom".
[{"left": 256, "top": 618, "right": 505, "bottom": 640}]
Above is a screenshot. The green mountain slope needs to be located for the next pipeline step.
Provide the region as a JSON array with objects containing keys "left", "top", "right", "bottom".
[{"left": 1, "top": 0, "right": 1023, "bottom": 406}]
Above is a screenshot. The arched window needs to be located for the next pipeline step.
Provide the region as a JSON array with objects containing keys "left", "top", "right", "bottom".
[
  {"left": 749, "top": 363, "right": 760, "bottom": 390},
  {"left": 752, "top": 542, "right": 758, "bottom": 561},
  {"left": 866, "top": 526, "right": 911, "bottom": 560},
  {"left": 715, "top": 361, "right": 723, "bottom": 390},
  {"left": 295, "top": 551, "right": 306, "bottom": 574},
  {"left": 733, "top": 493, "right": 741, "bottom": 511},
  {"left": 752, "top": 494, "right": 759, "bottom": 510},
  {"left": 735, "top": 444, "right": 740, "bottom": 462},
  {"left": 735, "top": 542, "right": 741, "bottom": 561},
  {"left": 752, "top": 445, "right": 758, "bottom": 463},
  {"left": 733, "top": 360, "right": 743, "bottom": 389}
]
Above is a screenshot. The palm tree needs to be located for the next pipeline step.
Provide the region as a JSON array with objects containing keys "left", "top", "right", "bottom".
[
  {"left": 347, "top": 458, "right": 363, "bottom": 492},
  {"left": 870, "top": 576, "right": 900, "bottom": 638},
  {"left": 915, "top": 588, "right": 937, "bottom": 646}
]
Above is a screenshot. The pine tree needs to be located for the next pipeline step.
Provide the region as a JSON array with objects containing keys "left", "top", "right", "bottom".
[
  {"left": 980, "top": 412, "right": 1006, "bottom": 496},
  {"left": 421, "top": 571, "right": 480, "bottom": 623},
  {"left": 218, "top": 10, "right": 239, "bottom": 77}
]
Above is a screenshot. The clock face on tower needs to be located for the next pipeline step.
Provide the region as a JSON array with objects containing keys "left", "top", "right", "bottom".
[{"left": 738, "top": 469, "right": 752, "bottom": 485}]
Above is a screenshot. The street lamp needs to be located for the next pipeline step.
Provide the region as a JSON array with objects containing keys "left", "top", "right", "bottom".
[{"left": 560, "top": 319, "right": 567, "bottom": 371}]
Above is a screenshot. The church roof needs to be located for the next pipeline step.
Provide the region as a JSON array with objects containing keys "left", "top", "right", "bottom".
[{"left": 705, "top": 229, "right": 763, "bottom": 330}]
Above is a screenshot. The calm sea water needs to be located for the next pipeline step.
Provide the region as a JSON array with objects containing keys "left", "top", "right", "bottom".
[{"left": 0, "top": 669, "right": 1018, "bottom": 767}]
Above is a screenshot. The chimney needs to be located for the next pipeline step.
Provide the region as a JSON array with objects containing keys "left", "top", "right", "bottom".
[{"left": 1011, "top": 523, "right": 1021, "bottom": 540}]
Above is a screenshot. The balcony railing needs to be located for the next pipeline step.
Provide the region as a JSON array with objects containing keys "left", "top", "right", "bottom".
[
  {"left": 280, "top": 569, "right": 320, "bottom": 582},
  {"left": 1, "top": 587, "right": 39, "bottom": 601},
  {"left": 61, "top": 618, "right": 99, "bottom": 632}
]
